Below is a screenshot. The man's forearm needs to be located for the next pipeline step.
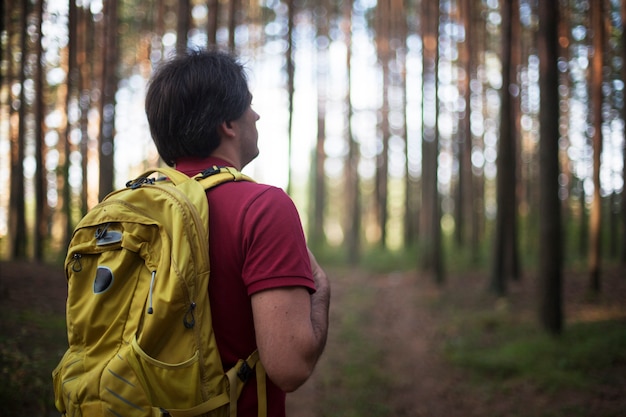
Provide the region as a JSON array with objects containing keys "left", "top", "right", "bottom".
[
  {"left": 310, "top": 276, "right": 330, "bottom": 358},
  {"left": 308, "top": 250, "right": 330, "bottom": 360}
]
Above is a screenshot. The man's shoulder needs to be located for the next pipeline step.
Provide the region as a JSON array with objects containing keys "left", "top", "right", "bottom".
[
  {"left": 212, "top": 180, "right": 294, "bottom": 209},
  {"left": 222, "top": 179, "right": 287, "bottom": 197}
]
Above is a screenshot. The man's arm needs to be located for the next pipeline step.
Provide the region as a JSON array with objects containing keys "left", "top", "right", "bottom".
[{"left": 251, "top": 250, "right": 330, "bottom": 392}]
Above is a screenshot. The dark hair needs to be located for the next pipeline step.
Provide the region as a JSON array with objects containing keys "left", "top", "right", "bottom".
[{"left": 145, "top": 49, "right": 250, "bottom": 166}]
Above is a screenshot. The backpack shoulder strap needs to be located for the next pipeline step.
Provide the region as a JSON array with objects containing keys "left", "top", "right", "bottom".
[{"left": 193, "top": 165, "right": 255, "bottom": 190}]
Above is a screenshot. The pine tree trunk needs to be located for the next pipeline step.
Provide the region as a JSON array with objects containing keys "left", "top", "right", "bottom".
[
  {"left": 34, "top": 0, "right": 47, "bottom": 260},
  {"left": 98, "top": 0, "right": 118, "bottom": 201},
  {"left": 588, "top": 0, "right": 604, "bottom": 292},
  {"left": 538, "top": 0, "right": 563, "bottom": 335}
]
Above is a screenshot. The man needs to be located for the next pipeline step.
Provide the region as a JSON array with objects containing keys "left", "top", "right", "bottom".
[{"left": 144, "top": 49, "right": 330, "bottom": 417}]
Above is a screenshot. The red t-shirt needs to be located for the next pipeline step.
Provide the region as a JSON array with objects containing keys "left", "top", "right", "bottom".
[{"left": 176, "top": 157, "right": 315, "bottom": 417}]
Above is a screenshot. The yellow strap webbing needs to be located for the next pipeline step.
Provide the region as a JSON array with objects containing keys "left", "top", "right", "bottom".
[
  {"left": 255, "top": 359, "right": 267, "bottom": 417},
  {"left": 225, "top": 351, "right": 266, "bottom": 417},
  {"left": 157, "top": 393, "right": 229, "bottom": 417}
]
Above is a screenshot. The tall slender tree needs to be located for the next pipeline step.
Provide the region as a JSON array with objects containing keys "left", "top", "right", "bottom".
[
  {"left": 98, "top": 0, "right": 118, "bottom": 201},
  {"left": 455, "top": 0, "right": 472, "bottom": 249},
  {"left": 491, "top": 0, "right": 519, "bottom": 294},
  {"left": 375, "top": 0, "right": 391, "bottom": 247},
  {"left": 403, "top": 1, "right": 420, "bottom": 248},
  {"left": 310, "top": 0, "right": 330, "bottom": 247},
  {"left": 588, "top": 0, "right": 604, "bottom": 292},
  {"left": 207, "top": 0, "right": 219, "bottom": 47},
  {"left": 420, "top": 0, "right": 443, "bottom": 282},
  {"left": 343, "top": 0, "right": 360, "bottom": 264},
  {"left": 34, "top": 0, "right": 47, "bottom": 260},
  {"left": 228, "top": 0, "right": 240, "bottom": 51},
  {"left": 538, "top": 0, "right": 563, "bottom": 335},
  {"left": 77, "top": 4, "right": 91, "bottom": 215},
  {"left": 63, "top": 0, "right": 78, "bottom": 247},
  {"left": 177, "top": 0, "right": 190, "bottom": 54},
  {"left": 622, "top": 0, "right": 626, "bottom": 265},
  {"left": 11, "top": 0, "right": 29, "bottom": 259},
  {"left": 286, "top": 0, "right": 295, "bottom": 195}
]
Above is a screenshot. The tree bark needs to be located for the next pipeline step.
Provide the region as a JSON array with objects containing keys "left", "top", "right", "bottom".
[
  {"left": 207, "top": 0, "right": 219, "bottom": 47},
  {"left": 375, "top": 1, "right": 390, "bottom": 248},
  {"left": 420, "top": 0, "right": 443, "bottom": 283},
  {"left": 455, "top": 0, "right": 472, "bottom": 249},
  {"left": 310, "top": 0, "right": 329, "bottom": 246},
  {"left": 34, "top": 0, "right": 47, "bottom": 260},
  {"left": 77, "top": 4, "right": 91, "bottom": 216},
  {"left": 285, "top": 0, "right": 295, "bottom": 195},
  {"left": 491, "top": 0, "right": 519, "bottom": 295},
  {"left": 11, "top": 0, "right": 29, "bottom": 259},
  {"left": 622, "top": 0, "right": 626, "bottom": 265},
  {"left": 343, "top": 0, "right": 361, "bottom": 265},
  {"left": 63, "top": 0, "right": 78, "bottom": 247},
  {"left": 98, "top": 0, "right": 118, "bottom": 201},
  {"left": 588, "top": 0, "right": 604, "bottom": 292},
  {"left": 176, "top": 0, "right": 190, "bottom": 55},
  {"left": 228, "top": 0, "right": 238, "bottom": 51},
  {"left": 538, "top": 0, "right": 563, "bottom": 335}
]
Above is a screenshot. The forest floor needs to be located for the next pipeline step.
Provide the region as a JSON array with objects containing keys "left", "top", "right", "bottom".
[{"left": 0, "top": 259, "right": 625, "bottom": 417}]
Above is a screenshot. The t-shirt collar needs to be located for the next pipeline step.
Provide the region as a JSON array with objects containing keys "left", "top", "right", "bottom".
[{"left": 175, "top": 156, "right": 232, "bottom": 177}]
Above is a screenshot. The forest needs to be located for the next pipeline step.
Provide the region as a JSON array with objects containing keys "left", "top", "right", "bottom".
[
  {"left": 2, "top": 0, "right": 626, "bottom": 329},
  {"left": 1, "top": 0, "right": 626, "bottom": 416}
]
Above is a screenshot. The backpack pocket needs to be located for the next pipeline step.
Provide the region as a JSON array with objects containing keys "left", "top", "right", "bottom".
[
  {"left": 127, "top": 336, "right": 204, "bottom": 409},
  {"left": 52, "top": 349, "right": 85, "bottom": 416}
]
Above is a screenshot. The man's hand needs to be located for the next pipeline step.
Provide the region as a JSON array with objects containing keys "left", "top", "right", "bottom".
[{"left": 251, "top": 249, "right": 330, "bottom": 392}]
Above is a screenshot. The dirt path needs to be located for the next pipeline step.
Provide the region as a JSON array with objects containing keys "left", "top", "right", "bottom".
[
  {"left": 287, "top": 269, "right": 476, "bottom": 417},
  {"left": 288, "top": 265, "right": 626, "bottom": 417}
]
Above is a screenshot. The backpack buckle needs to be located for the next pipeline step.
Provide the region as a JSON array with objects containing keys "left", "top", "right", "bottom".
[
  {"left": 126, "top": 176, "right": 155, "bottom": 189},
  {"left": 198, "top": 165, "right": 222, "bottom": 178},
  {"left": 237, "top": 360, "right": 253, "bottom": 382}
]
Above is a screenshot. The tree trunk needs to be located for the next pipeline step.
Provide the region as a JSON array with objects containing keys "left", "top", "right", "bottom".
[
  {"left": 11, "top": 0, "right": 29, "bottom": 259},
  {"left": 152, "top": 0, "right": 165, "bottom": 61},
  {"left": 310, "top": 0, "right": 329, "bottom": 246},
  {"left": 588, "top": 0, "right": 604, "bottom": 292},
  {"left": 455, "top": 0, "right": 472, "bottom": 249},
  {"left": 538, "top": 0, "right": 563, "bottom": 335},
  {"left": 403, "top": 2, "right": 420, "bottom": 248},
  {"left": 491, "top": 0, "right": 519, "bottom": 295},
  {"left": 470, "top": 0, "right": 484, "bottom": 263},
  {"left": 343, "top": 0, "right": 360, "bottom": 265},
  {"left": 420, "top": 0, "right": 443, "bottom": 283},
  {"left": 63, "top": 0, "right": 78, "bottom": 247},
  {"left": 375, "top": 1, "right": 390, "bottom": 248},
  {"left": 34, "top": 0, "right": 47, "bottom": 261},
  {"left": 228, "top": 0, "right": 238, "bottom": 51},
  {"left": 78, "top": 4, "right": 90, "bottom": 216},
  {"left": 285, "top": 0, "right": 295, "bottom": 195},
  {"left": 177, "top": 0, "right": 190, "bottom": 55},
  {"left": 622, "top": 0, "right": 626, "bottom": 265},
  {"left": 98, "top": 0, "right": 118, "bottom": 201},
  {"left": 207, "top": 0, "right": 219, "bottom": 47}
]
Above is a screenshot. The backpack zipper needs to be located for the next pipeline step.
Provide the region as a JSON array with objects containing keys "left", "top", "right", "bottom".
[
  {"left": 147, "top": 270, "right": 156, "bottom": 314},
  {"left": 142, "top": 182, "right": 209, "bottom": 327}
]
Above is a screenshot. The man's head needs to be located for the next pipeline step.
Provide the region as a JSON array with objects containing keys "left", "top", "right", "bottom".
[{"left": 145, "top": 49, "right": 251, "bottom": 166}]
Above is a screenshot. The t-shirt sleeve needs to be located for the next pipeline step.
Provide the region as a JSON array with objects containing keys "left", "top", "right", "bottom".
[{"left": 240, "top": 186, "right": 315, "bottom": 295}]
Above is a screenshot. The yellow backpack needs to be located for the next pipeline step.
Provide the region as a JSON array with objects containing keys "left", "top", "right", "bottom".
[{"left": 53, "top": 166, "right": 266, "bottom": 417}]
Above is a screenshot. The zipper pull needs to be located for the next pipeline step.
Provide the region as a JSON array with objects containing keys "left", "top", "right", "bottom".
[
  {"left": 184, "top": 302, "right": 196, "bottom": 329},
  {"left": 71, "top": 253, "right": 83, "bottom": 272},
  {"left": 147, "top": 271, "right": 156, "bottom": 314}
]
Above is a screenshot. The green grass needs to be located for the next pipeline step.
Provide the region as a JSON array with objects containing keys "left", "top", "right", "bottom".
[
  {"left": 316, "top": 270, "right": 391, "bottom": 417},
  {"left": 444, "top": 314, "right": 626, "bottom": 392},
  {"left": 0, "top": 308, "right": 67, "bottom": 415}
]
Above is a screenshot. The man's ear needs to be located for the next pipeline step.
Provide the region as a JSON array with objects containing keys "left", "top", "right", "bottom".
[{"left": 219, "top": 120, "right": 235, "bottom": 138}]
